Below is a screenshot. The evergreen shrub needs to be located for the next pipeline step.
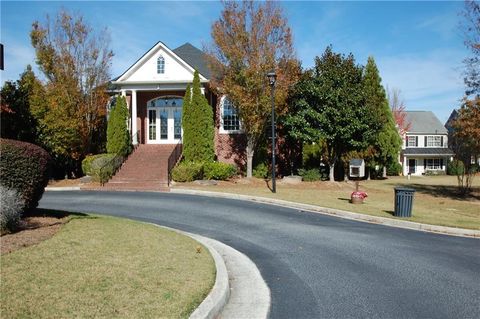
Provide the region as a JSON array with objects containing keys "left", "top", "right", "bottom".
[
  {"left": 447, "top": 160, "right": 464, "bottom": 176},
  {"left": 298, "top": 168, "right": 322, "bottom": 181},
  {"left": 82, "top": 154, "right": 107, "bottom": 176},
  {"left": 0, "top": 138, "right": 51, "bottom": 212},
  {"left": 106, "top": 96, "right": 131, "bottom": 156},
  {"left": 386, "top": 161, "right": 402, "bottom": 176},
  {"left": 204, "top": 162, "right": 237, "bottom": 180},
  {"left": 253, "top": 163, "right": 269, "bottom": 179},
  {"left": 89, "top": 154, "right": 123, "bottom": 183},
  {"left": 171, "top": 162, "right": 204, "bottom": 182}
]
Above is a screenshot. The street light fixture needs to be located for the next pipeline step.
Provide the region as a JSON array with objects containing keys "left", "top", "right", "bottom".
[{"left": 267, "top": 71, "right": 277, "bottom": 193}]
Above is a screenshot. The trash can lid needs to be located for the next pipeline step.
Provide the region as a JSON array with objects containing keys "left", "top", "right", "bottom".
[{"left": 394, "top": 187, "right": 416, "bottom": 192}]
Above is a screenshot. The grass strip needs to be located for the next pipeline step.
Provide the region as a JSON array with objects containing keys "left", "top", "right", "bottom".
[{"left": 1, "top": 214, "right": 215, "bottom": 318}]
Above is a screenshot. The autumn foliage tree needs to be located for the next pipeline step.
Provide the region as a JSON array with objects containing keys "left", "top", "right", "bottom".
[
  {"left": 206, "top": 0, "right": 300, "bottom": 177},
  {"left": 460, "top": 0, "right": 480, "bottom": 96},
  {"left": 30, "top": 10, "right": 113, "bottom": 176},
  {"left": 452, "top": 97, "right": 480, "bottom": 194},
  {"left": 388, "top": 88, "right": 411, "bottom": 136}
]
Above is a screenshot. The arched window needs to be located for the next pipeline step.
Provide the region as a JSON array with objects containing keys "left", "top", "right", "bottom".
[
  {"left": 220, "top": 96, "right": 241, "bottom": 133},
  {"left": 157, "top": 56, "right": 165, "bottom": 74}
]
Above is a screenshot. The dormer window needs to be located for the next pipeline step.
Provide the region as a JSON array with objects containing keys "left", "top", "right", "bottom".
[{"left": 157, "top": 56, "right": 165, "bottom": 74}]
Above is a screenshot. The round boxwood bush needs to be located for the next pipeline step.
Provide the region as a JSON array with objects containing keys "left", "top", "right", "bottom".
[
  {"left": 204, "top": 162, "right": 237, "bottom": 180},
  {"left": 171, "top": 162, "right": 204, "bottom": 182},
  {"left": 0, "top": 138, "right": 51, "bottom": 212},
  {"left": 82, "top": 154, "right": 108, "bottom": 176}
]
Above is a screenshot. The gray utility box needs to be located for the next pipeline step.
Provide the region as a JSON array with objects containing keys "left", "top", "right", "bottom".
[
  {"left": 349, "top": 159, "right": 365, "bottom": 178},
  {"left": 394, "top": 187, "right": 415, "bottom": 217}
]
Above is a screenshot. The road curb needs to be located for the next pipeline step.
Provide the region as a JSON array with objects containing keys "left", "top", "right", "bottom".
[
  {"left": 171, "top": 188, "right": 480, "bottom": 239},
  {"left": 145, "top": 223, "right": 270, "bottom": 319},
  {"left": 143, "top": 223, "right": 230, "bottom": 319},
  {"left": 45, "top": 186, "right": 81, "bottom": 191}
]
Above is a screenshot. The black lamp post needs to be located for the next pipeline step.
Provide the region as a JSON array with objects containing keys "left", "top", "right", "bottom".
[{"left": 267, "top": 71, "right": 277, "bottom": 193}]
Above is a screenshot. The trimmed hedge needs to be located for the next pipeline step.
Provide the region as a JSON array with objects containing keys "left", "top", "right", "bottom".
[
  {"left": 386, "top": 161, "right": 402, "bottom": 176},
  {"left": 172, "top": 162, "right": 204, "bottom": 182},
  {"left": 204, "top": 162, "right": 237, "bottom": 180},
  {"left": 172, "top": 161, "right": 237, "bottom": 182},
  {"left": 0, "top": 138, "right": 51, "bottom": 212}
]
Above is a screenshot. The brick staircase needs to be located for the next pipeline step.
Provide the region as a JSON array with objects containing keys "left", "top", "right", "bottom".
[{"left": 101, "top": 144, "right": 176, "bottom": 191}]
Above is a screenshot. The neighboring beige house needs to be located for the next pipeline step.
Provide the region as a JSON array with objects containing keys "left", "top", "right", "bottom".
[{"left": 400, "top": 111, "right": 454, "bottom": 176}]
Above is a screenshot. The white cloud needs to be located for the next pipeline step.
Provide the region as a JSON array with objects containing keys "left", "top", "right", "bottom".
[
  {"left": 1, "top": 42, "right": 37, "bottom": 84},
  {"left": 377, "top": 49, "right": 466, "bottom": 122}
]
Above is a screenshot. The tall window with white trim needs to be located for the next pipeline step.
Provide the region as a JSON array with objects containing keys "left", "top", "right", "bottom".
[
  {"left": 221, "top": 97, "right": 241, "bottom": 132},
  {"left": 157, "top": 56, "right": 165, "bottom": 74}
]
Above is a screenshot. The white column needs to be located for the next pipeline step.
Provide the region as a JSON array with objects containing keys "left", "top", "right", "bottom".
[
  {"left": 131, "top": 90, "right": 138, "bottom": 145},
  {"left": 403, "top": 156, "right": 407, "bottom": 176}
]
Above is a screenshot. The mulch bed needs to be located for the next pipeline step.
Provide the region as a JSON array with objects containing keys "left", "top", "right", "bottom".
[{"left": 1, "top": 216, "right": 69, "bottom": 255}]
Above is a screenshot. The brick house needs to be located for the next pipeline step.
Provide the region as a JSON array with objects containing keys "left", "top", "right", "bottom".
[
  {"left": 400, "top": 111, "right": 454, "bottom": 175},
  {"left": 110, "top": 41, "right": 246, "bottom": 168}
]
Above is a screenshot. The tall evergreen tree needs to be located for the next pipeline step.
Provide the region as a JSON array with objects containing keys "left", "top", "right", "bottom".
[
  {"left": 363, "top": 56, "right": 401, "bottom": 178},
  {"left": 106, "top": 96, "right": 130, "bottom": 156},
  {"left": 181, "top": 84, "right": 192, "bottom": 161},
  {"left": 183, "top": 71, "right": 215, "bottom": 163}
]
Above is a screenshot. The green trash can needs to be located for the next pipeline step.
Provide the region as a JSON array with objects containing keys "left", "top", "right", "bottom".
[{"left": 394, "top": 187, "right": 415, "bottom": 217}]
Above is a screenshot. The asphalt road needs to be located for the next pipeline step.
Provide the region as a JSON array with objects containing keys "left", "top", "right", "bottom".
[{"left": 40, "top": 191, "right": 480, "bottom": 319}]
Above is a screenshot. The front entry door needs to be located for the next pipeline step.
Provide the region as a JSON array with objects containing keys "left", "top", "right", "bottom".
[
  {"left": 147, "top": 97, "right": 183, "bottom": 144},
  {"left": 408, "top": 159, "right": 416, "bottom": 174}
]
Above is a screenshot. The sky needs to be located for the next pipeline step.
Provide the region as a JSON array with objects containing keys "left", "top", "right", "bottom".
[{"left": 0, "top": 1, "right": 469, "bottom": 123}]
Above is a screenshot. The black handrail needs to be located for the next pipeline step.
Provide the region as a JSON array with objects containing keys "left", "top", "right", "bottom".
[
  {"left": 167, "top": 141, "right": 183, "bottom": 186},
  {"left": 99, "top": 131, "right": 139, "bottom": 186}
]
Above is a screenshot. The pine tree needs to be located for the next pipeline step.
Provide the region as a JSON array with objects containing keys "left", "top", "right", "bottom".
[
  {"left": 183, "top": 71, "right": 215, "bottom": 163},
  {"left": 106, "top": 96, "right": 131, "bottom": 156},
  {"left": 363, "top": 56, "right": 401, "bottom": 178}
]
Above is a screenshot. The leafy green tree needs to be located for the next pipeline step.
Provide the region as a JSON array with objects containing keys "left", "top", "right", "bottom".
[
  {"left": 363, "top": 57, "right": 401, "bottom": 178},
  {"left": 284, "top": 46, "right": 371, "bottom": 181},
  {"left": 106, "top": 96, "right": 130, "bottom": 156},
  {"left": 183, "top": 71, "right": 215, "bottom": 162},
  {"left": 0, "top": 66, "right": 38, "bottom": 143}
]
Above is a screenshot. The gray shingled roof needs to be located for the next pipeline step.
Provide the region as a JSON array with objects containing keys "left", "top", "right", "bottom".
[
  {"left": 405, "top": 111, "right": 447, "bottom": 134},
  {"left": 403, "top": 148, "right": 454, "bottom": 156},
  {"left": 173, "top": 43, "right": 211, "bottom": 79}
]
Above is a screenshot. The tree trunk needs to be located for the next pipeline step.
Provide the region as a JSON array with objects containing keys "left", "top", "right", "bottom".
[
  {"left": 383, "top": 166, "right": 387, "bottom": 178},
  {"left": 329, "top": 163, "right": 335, "bottom": 181},
  {"left": 246, "top": 138, "right": 255, "bottom": 178},
  {"left": 367, "top": 168, "right": 371, "bottom": 180}
]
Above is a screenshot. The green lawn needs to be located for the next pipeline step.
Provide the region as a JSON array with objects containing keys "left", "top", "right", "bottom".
[
  {"left": 175, "top": 175, "right": 480, "bottom": 230},
  {"left": 1, "top": 214, "right": 215, "bottom": 318}
]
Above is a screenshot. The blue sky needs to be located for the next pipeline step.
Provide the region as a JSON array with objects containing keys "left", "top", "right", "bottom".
[{"left": 1, "top": 1, "right": 468, "bottom": 122}]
